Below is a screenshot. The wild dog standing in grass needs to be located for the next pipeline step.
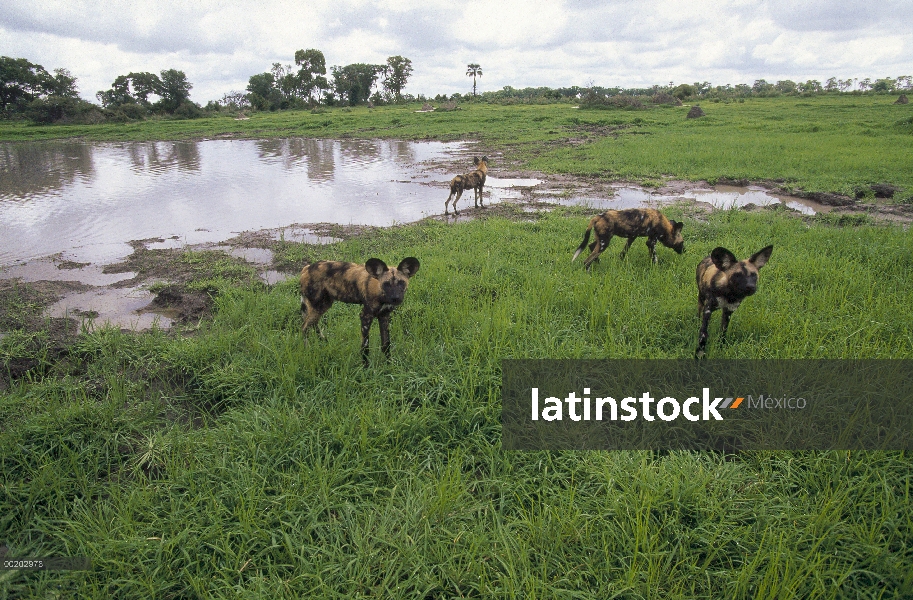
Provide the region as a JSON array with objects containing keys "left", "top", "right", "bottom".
[
  {"left": 695, "top": 245, "right": 773, "bottom": 358},
  {"left": 572, "top": 208, "right": 684, "bottom": 270},
  {"left": 300, "top": 257, "right": 420, "bottom": 365},
  {"left": 444, "top": 156, "right": 489, "bottom": 215}
]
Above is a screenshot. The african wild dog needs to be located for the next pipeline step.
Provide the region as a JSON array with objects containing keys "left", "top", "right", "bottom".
[
  {"left": 299, "top": 257, "right": 420, "bottom": 365},
  {"left": 571, "top": 208, "right": 684, "bottom": 270},
  {"left": 695, "top": 245, "right": 773, "bottom": 358},
  {"left": 444, "top": 156, "right": 489, "bottom": 215}
]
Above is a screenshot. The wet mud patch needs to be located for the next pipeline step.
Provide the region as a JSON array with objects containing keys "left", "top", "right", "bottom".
[
  {"left": 0, "top": 279, "right": 84, "bottom": 389},
  {"left": 146, "top": 285, "right": 214, "bottom": 325},
  {"left": 103, "top": 240, "right": 261, "bottom": 288}
]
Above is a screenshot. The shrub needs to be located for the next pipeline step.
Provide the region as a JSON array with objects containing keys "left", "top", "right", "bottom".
[
  {"left": 172, "top": 101, "right": 203, "bottom": 119},
  {"left": 580, "top": 90, "right": 644, "bottom": 110},
  {"left": 23, "top": 96, "right": 99, "bottom": 124},
  {"left": 652, "top": 92, "right": 682, "bottom": 106}
]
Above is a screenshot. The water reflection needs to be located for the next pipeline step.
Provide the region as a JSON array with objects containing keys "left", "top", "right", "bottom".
[
  {"left": 125, "top": 141, "right": 201, "bottom": 174},
  {"left": 0, "top": 141, "right": 95, "bottom": 200},
  {"left": 0, "top": 139, "right": 466, "bottom": 265}
]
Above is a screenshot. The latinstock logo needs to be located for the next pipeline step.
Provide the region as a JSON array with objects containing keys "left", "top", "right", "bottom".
[
  {"left": 502, "top": 359, "right": 911, "bottom": 451},
  {"left": 529, "top": 387, "right": 753, "bottom": 423}
]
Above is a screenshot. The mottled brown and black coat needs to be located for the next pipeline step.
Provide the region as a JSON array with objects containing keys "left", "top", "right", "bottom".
[
  {"left": 299, "top": 257, "right": 420, "bottom": 364},
  {"left": 445, "top": 156, "right": 488, "bottom": 215},
  {"left": 572, "top": 208, "right": 684, "bottom": 269},
  {"left": 695, "top": 245, "right": 773, "bottom": 357}
]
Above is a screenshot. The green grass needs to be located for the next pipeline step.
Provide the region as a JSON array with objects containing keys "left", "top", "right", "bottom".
[
  {"left": 2, "top": 95, "right": 911, "bottom": 197},
  {"left": 2, "top": 209, "right": 912, "bottom": 597}
]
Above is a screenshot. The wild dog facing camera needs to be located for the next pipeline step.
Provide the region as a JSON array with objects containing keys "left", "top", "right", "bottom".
[
  {"left": 299, "top": 257, "right": 420, "bottom": 365},
  {"left": 695, "top": 245, "right": 773, "bottom": 358}
]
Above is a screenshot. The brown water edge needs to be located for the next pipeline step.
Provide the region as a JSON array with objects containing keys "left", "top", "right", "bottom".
[{"left": 0, "top": 176, "right": 907, "bottom": 347}]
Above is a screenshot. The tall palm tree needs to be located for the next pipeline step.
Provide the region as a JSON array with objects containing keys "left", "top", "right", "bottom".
[{"left": 466, "top": 63, "right": 482, "bottom": 98}]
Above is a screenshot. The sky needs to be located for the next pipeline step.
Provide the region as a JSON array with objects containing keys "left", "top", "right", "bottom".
[{"left": 2, "top": 0, "right": 911, "bottom": 104}]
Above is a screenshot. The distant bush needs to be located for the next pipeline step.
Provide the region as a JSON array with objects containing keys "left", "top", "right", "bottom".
[
  {"left": 23, "top": 95, "right": 100, "bottom": 124},
  {"left": 580, "top": 89, "right": 644, "bottom": 110},
  {"left": 172, "top": 100, "right": 203, "bottom": 119},
  {"left": 652, "top": 92, "right": 682, "bottom": 106},
  {"left": 103, "top": 102, "right": 148, "bottom": 122}
]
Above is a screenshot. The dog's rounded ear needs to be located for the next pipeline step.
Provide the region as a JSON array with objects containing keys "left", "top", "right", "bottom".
[
  {"left": 672, "top": 220, "right": 684, "bottom": 232},
  {"left": 710, "top": 247, "right": 737, "bottom": 270},
  {"left": 750, "top": 245, "right": 773, "bottom": 269},
  {"left": 365, "top": 258, "right": 388, "bottom": 277},
  {"left": 397, "top": 257, "right": 420, "bottom": 278},
  {"left": 473, "top": 156, "right": 480, "bottom": 165},
  {"left": 481, "top": 155, "right": 488, "bottom": 163}
]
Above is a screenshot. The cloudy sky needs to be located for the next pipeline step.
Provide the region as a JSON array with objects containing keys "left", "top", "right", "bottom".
[{"left": 2, "top": 0, "right": 911, "bottom": 104}]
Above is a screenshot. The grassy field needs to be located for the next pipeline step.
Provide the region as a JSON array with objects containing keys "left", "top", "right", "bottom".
[
  {"left": 2, "top": 204, "right": 912, "bottom": 597},
  {"left": 1, "top": 95, "right": 912, "bottom": 198},
  {"left": 2, "top": 95, "right": 913, "bottom": 597}
]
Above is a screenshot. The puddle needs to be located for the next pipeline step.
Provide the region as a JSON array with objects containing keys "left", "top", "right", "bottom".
[
  {"left": 0, "top": 139, "right": 471, "bottom": 266},
  {"left": 2, "top": 139, "right": 830, "bottom": 270},
  {"left": 0, "top": 258, "right": 136, "bottom": 286},
  {"left": 44, "top": 285, "right": 173, "bottom": 330},
  {"left": 261, "top": 270, "right": 288, "bottom": 285},
  {"left": 271, "top": 227, "right": 342, "bottom": 245},
  {"left": 684, "top": 185, "right": 830, "bottom": 215},
  {"left": 536, "top": 184, "right": 827, "bottom": 215}
]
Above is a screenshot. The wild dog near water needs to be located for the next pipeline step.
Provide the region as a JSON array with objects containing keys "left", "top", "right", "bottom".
[
  {"left": 695, "top": 245, "right": 773, "bottom": 358},
  {"left": 571, "top": 208, "right": 684, "bottom": 270},
  {"left": 299, "top": 257, "right": 420, "bottom": 365},
  {"left": 445, "top": 156, "right": 489, "bottom": 215}
]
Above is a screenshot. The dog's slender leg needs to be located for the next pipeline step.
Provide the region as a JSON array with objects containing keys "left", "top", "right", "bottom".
[
  {"left": 619, "top": 237, "right": 635, "bottom": 260},
  {"left": 695, "top": 298, "right": 715, "bottom": 358},
  {"left": 584, "top": 233, "right": 611, "bottom": 271},
  {"left": 360, "top": 309, "right": 374, "bottom": 366},
  {"left": 646, "top": 237, "right": 658, "bottom": 264},
  {"left": 719, "top": 308, "right": 734, "bottom": 344},
  {"left": 378, "top": 313, "right": 392, "bottom": 359}
]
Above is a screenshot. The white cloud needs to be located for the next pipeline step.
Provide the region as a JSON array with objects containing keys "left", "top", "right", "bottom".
[{"left": 1, "top": 0, "right": 911, "bottom": 103}]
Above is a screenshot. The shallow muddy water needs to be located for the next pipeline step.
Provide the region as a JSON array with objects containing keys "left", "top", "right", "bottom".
[
  {"left": 1, "top": 139, "right": 823, "bottom": 268},
  {"left": 0, "top": 139, "right": 536, "bottom": 266}
]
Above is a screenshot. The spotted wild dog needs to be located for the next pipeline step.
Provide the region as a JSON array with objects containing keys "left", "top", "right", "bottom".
[
  {"left": 571, "top": 208, "right": 684, "bottom": 270},
  {"left": 444, "top": 156, "right": 489, "bottom": 215},
  {"left": 299, "top": 257, "right": 420, "bottom": 365},
  {"left": 695, "top": 245, "right": 773, "bottom": 358}
]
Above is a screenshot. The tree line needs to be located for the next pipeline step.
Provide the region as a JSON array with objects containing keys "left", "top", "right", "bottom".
[
  {"left": 2, "top": 51, "right": 910, "bottom": 125},
  {"left": 0, "top": 50, "right": 415, "bottom": 123},
  {"left": 227, "top": 51, "right": 413, "bottom": 112}
]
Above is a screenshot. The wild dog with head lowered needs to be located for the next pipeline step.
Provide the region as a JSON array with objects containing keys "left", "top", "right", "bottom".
[
  {"left": 300, "top": 257, "right": 420, "bottom": 365},
  {"left": 572, "top": 208, "right": 684, "bottom": 270},
  {"left": 445, "top": 156, "right": 489, "bottom": 215},
  {"left": 695, "top": 245, "right": 773, "bottom": 358}
]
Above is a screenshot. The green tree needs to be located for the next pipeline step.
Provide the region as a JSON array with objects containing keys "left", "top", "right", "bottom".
[
  {"left": 294, "top": 48, "right": 329, "bottom": 103},
  {"left": 271, "top": 62, "right": 297, "bottom": 103},
  {"left": 1, "top": 56, "right": 78, "bottom": 113},
  {"left": 157, "top": 69, "right": 192, "bottom": 112},
  {"left": 97, "top": 69, "right": 192, "bottom": 114},
  {"left": 128, "top": 71, "right": 162, "bottom": 104},
  {"left": 775, "top": 80, "right": 797, "bottom": 94},
  {"left": 247, "top": 72, "right": 281, "bottom": 110},
  {"left": 672, "top": 83, "right": 696, "bottom": 100},
  {"left": 48, "top": 68, "right": 79, "bottom": 98},
  {"left": 872, "top": 78, "right": 896, "bottom": 93},
  {"left": 466, "top": 63, "right": 482, "bottom": 97},
  {"left": 331, "top": 63, "right": 381, "bottom": 106},
  {"left": 96, "top": 74, "right": 134, "bottom": 108},
  {"left": 381, "top": 55, "right": 413, "bottom": 102}
]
